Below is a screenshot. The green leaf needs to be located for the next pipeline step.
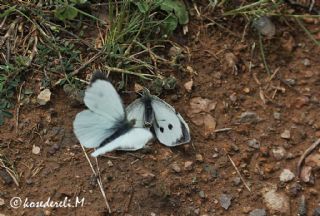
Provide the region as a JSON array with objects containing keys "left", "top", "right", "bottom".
[
  {"left": 0, "top": 5, "right": 16, "bottom": 18},
  {"left": 160, "top": 0, "right": 189, "bottom": 25},
  {"left": 162, "top": 14, "right": 178, "bottom": 35},
  {"left": 0, "top": 110, "right": 12, "bottom": 126},
  {"left": 134, "top": 2, "right": 149, "bottom": 13},
  {"left": 71, "top": 0, "right": 87, "bottom": 4},
  {"left": 55, "top": 5, "right": 78, "bottom": 21}
]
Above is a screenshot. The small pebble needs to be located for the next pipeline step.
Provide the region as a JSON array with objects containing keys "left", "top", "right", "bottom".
[
  {"left": 184, "top": 80, "right": 193, "bottom": 92},
  {"left": 171, "top": 163, "right": 181, "bottom": 173},
  {"left": 196, "top": 154, "right": 203, "bottom": 162},
  {"left": 273, "top": 112, "right": 281, "bottom": 120},
  {"left": 32, "top": 145, "right": 41, "bottom": 155},
  {"left": 253, "top": 16, "right": 276, "bottom": 38},
  {"left": 220, "top": 193, "right": 232, "bottom": 210},
  {"left": 281, "top": 130, "right": 291, "bottom": 139},
  {"left": 239, "top": 111, "right": 261, "bottom": 124},
  {"left": 212, "top": 153, "right": 219, "bottom": 158},
  {"left": 107, "top": 160, "right": 113, "bottom": 167},
  {"left": 184, "top": 161, "right": 193, "bottom": 171},
  {"left": 302, "top": 58, "right": 311, "bottom": 66},
  {"left": 263, "top": 187, "right": 290, "bottom": 213},
  {"left": 248, "top": 139, "right": 260, "bottom": 149},
  {"left": 289, "top": 183, "right": 302, "bottom": 197},
  {"left": 249, "top": 209, "right": 266, "bottom": 216},
  {"left": 48, "top": 144, "right": 60, "bottom": 155},
  {"left": 37, "top": 88, "right": 51, "bottom": 105},
  {"left": 272, "top": 147, "right": 286, "bottom": 160},
  {"left": 232, "top": 177, "right": 241, "bottom": 186},
  {"left": 301, "top": 166, "right": 314, "bottom": 184},
  {"left": 243, "top": 87, "right": 250, "bottom": 93},
  {"left": 199, "top": 190, "right": 205, "bottom": 199},
  {"left": 284, "top": 79, "right": 296, "bottom": 86},
  {"left": 279, "top": 169, "right": 295, "bottom": 182}
]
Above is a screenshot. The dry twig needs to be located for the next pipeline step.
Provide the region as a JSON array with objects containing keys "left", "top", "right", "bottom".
[
  {"left": 80, "top": 145, "right": 112, "bottom": 213},
  {"left": 297, "top": 138, "right": 320, "bottom": 177},
  {"left": 227, "top": 154, "right": 251, "bottom": 192}
]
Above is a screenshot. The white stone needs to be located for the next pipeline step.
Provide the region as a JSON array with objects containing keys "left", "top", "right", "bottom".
[
  {"left": 37, "top": 88, "right": 51, "bottom": 105},
  {"left": 263, "top": 186, "right": 290, "bottom": 213},
  {"left": 280, "top": 169, "right": 295, "bottom": 182},
  {"left": 32, "top": 145, "right": 41, "bottom": 155}
]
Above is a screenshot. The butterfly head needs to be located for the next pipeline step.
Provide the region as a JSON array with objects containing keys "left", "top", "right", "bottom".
[{"left": 141, "top": 88, "right": 151, "bottom": 97}]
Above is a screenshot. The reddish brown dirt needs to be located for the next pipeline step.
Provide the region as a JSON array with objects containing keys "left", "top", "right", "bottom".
[{"left": 1, "top": 11, "right": 320, "bottom": 216}]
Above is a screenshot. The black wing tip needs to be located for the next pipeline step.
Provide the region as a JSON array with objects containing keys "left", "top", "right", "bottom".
[{"left": 90, "top": 71, "right": 108, "bottom": 84}]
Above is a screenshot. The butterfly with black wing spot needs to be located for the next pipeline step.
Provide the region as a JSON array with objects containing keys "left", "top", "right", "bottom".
[
  {"left": 73, "top": 72, "right": 153, "bottom": 157},
  {"left": 126, "top": 88, "right": 191, "bottom": 147}
]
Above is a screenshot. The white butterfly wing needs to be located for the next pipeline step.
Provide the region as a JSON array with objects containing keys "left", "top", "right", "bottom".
[
  {"left": 126, "top": 99, "right": 145, "bottom": 128},
  {"left": 73, "top": 110, "right": 117, "bottom": 148},
  {"left": 84, "top": 79, "right": 125, "bottom": 121},
  {"left": 91, "top": 128, "right": 153, "bottom": 157},
  {"left": 151, "top": 97, "right": 191, "bottom": 146}
]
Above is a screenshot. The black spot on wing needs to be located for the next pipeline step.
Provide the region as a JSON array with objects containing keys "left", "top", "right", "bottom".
[
  {"left": 168, "top": 124, "right": 173, "bottom": 130},
  {"left": 98, "top": 91, "right": 104, "bottom": 97},
  {"left": 90, "top": 71, "right": 108, "bottom": 84},
  {"left": 177, "top": 119, "right": 190, "bottom": 143},
  {"left": 160, "top": 127, "right": 164, "bottom": 133}
]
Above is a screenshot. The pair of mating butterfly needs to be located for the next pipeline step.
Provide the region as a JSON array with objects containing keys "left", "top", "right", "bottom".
[{"left": 73, "top": 71, "right": 191, "bottom": 157}]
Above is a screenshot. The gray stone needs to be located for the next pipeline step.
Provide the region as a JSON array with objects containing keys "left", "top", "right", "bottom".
[
  {"left": 220, "top": 193, "right": 232, "bottom": 210},
  {"left": 233, "top": 177, "right": 241, "bottom": 186},
  {"left": 272, "top": 147, "right": 286, "bottom": 160},
  {"left": 239, "top": 111, "right": 261, "bottom": 124},
  {"left": 199, "top": 191, "right": 205, "bottom": 199},
  {"left": 248, "top": 139, "right": 260, "bottom": 149},
  {"left": 263, "top": 186, "right": 290, "bottom": 213},
  {"left": 279, "top": 169, "right": 295, "bottom": 182},
  {"left": 171, "top": 163, "right": 181, "bottom": 173},
  {"left": 0, "top": 169, "right": 13, "bottom": 185},
  {"left": 314, "top": 207, "right": 320, "bottom": 216},
  {"left": 249, "top": 209, "right": 266, "bottom": 216}
]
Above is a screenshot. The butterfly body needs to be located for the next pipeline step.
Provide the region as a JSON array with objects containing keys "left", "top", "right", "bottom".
[{"left": 127, "top": 89, "right": 191, "bottom": 147}]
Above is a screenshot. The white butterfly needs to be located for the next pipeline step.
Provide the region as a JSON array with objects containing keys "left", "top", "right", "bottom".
[
  {"left": 73, "top": 72, "right": 153, "bottom": 157},
  {"left": 126, "top": 89, "right": 191, "bottom": 146}
]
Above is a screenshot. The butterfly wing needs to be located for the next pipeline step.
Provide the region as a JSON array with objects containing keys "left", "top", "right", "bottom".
[
  {"left": 151, "top": 96, "right": 191, "bottom": 146},
  {"left": 73, "top": 110, "right": 117, "bottom": 148},
  {"left": 91, "top": 128, "right": 153, "bottom": 157},
  {"left": 126, "top": 98, "right": 146, "bottom": 128},
  {"left": 73, "top": 74, "right": 125, "bottom": 148},
  {"left": 84, "top": 79, "right": 125, "bottom": 121}
]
